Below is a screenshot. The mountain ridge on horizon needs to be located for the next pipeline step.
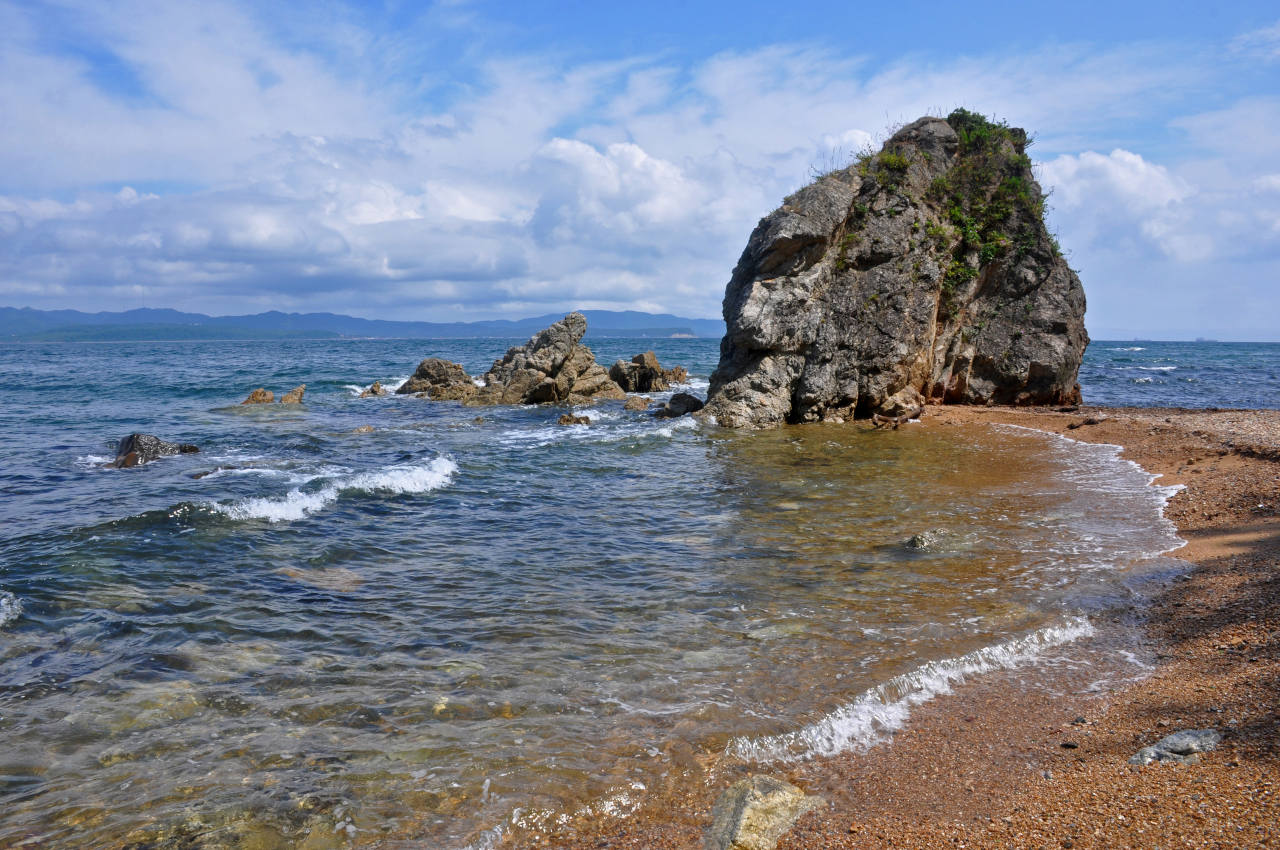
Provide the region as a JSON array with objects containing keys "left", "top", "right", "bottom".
[{"left": 0, "top": 306, "right": 726, "bottom": 342}]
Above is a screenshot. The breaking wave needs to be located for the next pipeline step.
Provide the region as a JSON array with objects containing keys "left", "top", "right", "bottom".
[{"left": 726, "top": 618, "right": 1095, "bottom": 763}]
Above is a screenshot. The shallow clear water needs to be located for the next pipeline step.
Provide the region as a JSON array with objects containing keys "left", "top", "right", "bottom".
[{"left": 0, "top": 336, "right": 1198, "bottom": 847}]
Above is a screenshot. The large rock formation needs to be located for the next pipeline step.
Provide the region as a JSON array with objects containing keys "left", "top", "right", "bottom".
[
  {"left": 703, "top": 110, "right": 1088, "bottom": 429},
  {"left": 468, "top": 312, "right": 626, "bottom": 405}
]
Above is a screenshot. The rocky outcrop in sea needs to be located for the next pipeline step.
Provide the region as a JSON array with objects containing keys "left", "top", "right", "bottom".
[
  {"left": 112, "top": 433, "right": 199, "bottom": 468},
  {"left": 703, "top": 110, "right": 1088, "bottom": 429},
  {"left": 609, "top": 351, "right": 689, "bottom": 393}
]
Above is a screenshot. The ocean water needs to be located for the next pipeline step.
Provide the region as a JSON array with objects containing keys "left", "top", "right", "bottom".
[{"left": 0, "top": 336, "right": 1262, "bottom": 848}]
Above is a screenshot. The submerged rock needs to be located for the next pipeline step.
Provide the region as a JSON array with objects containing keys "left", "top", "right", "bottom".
[
  {"left": 467, "top": 312, "right": 625, "bottom": 406},
  {"left": 396, "top": 358, "right": 477, "bottom": 401},
  {"left": 654, "top": 392, "right": 705, "bottom": 419},
  {"left": 113, "top": 433, "right": 199, "bottom": 468},
  {"left": 704, "top": 110, "right": 1088, "bottom": 429},
  {"left": 705, "top": 775, "right": 824, "bottom": 850},
  {"left": 609, "top": 351, "right": 689, "bottom": 393},
  {"left": 624, "top": 395, "right": 652, "bottom": 411},
  {"left": 280, "top": 384, "right": 306, "bottom": 404},
  {"left": 241, "top": 388, "right": 274, "bottom": 405},
  {"left": 1130, "top": 728, "right": 1222, "bottom": 765},
  {"left": 557, "top": 413, "right": 590, "bottom": 425}
]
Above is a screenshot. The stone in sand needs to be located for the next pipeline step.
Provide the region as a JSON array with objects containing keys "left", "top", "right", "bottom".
[
  {"left": 241, "top": 388, "right": 273, "bottom": 404},
  {"left": 112, "top": 433, "right": 199, "bottom": 468},
  {"left": 705, "top": 774, "right": 824, "bottom": 850},
  {"left": 1129, "top": 728, "right": 1222, "bottom": 765},
  {"left": 280, "top": 384, "right": 306, "bottom": 404},
  {"left": 654, "top": 392, "right": 704, "bottom": 419}
]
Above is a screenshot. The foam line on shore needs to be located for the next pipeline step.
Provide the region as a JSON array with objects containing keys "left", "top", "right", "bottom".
[{"left": 727, "top": 617, "right": 1095, "bottom": 764}]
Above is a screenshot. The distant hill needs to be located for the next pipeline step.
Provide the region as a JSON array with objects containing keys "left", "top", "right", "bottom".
[{"left": 0, "top": 307, "right": 725, "bottom": 342}]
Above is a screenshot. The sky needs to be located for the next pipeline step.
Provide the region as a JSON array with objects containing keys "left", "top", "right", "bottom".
[{"left": 1, "top": 1, "right": 1278, "bottom": 340}]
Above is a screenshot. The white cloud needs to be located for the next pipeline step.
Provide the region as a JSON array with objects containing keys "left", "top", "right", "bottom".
[{"left": 0, "top": 2, "right": 1277, "bottom": 336}]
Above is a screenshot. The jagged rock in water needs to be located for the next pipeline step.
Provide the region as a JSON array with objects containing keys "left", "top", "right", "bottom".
[
  {"left": 467, "top": 312, "right": 625, "bottom": 406},
  {"left": 705, "top": 775, "right": 824, "bottom": 850},
  {"left": 241, "top": 388, "right": 273, "bottom": 405},
  {"left": 557, "top": 413, "right": 590, "bottom": 425},
  {"left": 623, "top": 395, "right": 652, "bottom": 411},
  {"left": 359, "top": 381, "right": 388, "bottom": 398},
  {"left": 654, "top": 392, "right": 705, "bottom": 419},
  {"left": 396, "top": 358, "right": 477, "bottom": 401},
  {"left": 113, "top": 433, "right": 199, "bottom": 468},
  {"left": 609, "top": 351, "right": 689, "bottom": 393},
  {"left": 703, "top": 110, "right": 1088, "bottom": 429},
  {"left": 280, "top": 384, "right": 306, "bottom": 404}
]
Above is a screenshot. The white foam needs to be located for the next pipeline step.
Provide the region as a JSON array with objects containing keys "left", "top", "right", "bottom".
[
  {"left": 1108, "top": 347, "right": 1146, "bottom": 351},
  {"left": 211, "top": 456, "right": 457, "bottom": 523},
  {"left": 0, "top": 591, "right": 21, "bottom": 629},
  {"left": 75, "top": 454, "right": 112, "bottom": 469},
  {"left": 346, "top": 375, "right": 411, "bottom": 396},
  {"left": 726, "top": 618, "right": 1094, "bottom": 763},
  {"left": 1138, "top": 366, "right": 1176, "bottom": 371}
]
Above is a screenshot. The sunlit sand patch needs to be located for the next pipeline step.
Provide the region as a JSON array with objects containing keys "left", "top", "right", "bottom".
[{"left": 276, "top": 565, "right": 364, "bottom": 592}]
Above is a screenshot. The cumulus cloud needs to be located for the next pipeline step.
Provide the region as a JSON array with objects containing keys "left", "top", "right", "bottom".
[{"left": 0, "top": 1, "right": 1277, "bottom": 335}]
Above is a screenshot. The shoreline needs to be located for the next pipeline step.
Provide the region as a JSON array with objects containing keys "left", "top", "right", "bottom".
[{"left": 505, "top": 405, "right": 1279, "bottom": 849}]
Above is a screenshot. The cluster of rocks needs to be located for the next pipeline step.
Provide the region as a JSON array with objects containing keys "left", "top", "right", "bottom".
[
  {"left": 241, "top": 385, "right": 306, "bottom": 405},
  {"left": 703, "top": 111, "right": 1088, "bottom": 429},
  {"left": 609, "top": 351, "right": 688, "bottom": 393},
  {"left": 362, "top": 313, "right": 702, "bottom": 421}
]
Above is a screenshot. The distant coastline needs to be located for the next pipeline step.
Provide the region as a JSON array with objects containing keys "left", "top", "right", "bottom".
[{"left": 0, "top": 306, "right": 726, "bottom": 342}]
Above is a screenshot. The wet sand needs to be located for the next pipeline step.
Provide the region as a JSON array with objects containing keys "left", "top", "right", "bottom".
[{"left": 506, "top": 406, "right": 1279, "bottom": 849}]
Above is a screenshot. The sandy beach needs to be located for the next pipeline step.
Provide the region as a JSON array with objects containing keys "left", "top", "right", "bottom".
[{"left": 510, "top": 406, "right": 1280, "bottom": 849}]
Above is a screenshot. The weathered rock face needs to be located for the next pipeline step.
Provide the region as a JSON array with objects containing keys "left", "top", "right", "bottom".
[
  {"left": 468, "top": 312, "right": 625, "bottom": 406},
  {"left": 703, "top": 110, "right": 1088, "bottom": 429},
  {"left": 609, "top": 351, "right": 689, "bottom": 393},
  {"left": 113, "top": 433, "right": 199, "bottom": 468},
  {"left": 396, "top": 358, "right": 477, "bottom": 401}
]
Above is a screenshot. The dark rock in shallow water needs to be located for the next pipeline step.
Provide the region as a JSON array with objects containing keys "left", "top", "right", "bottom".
[
  {"left": 703, "top": 110, "right": 1088, "bottom": 429},
  {"left": 279, "top": 384, "right": 305, "bottom": 404},
  {"left": 359, "top": 381, "right": 388, "bottom": 398},
  {"left": 1130, "top": 728, "right": 1222, "bottom": 765},
  {"left": 609, "top": 351, "right": 689, "bottom": 393},
  {"left": 113, "top": 433, "right": 199, "bottom": 468},
  {"left": 654, "top": 392, "right": 705, "bottom": 419},
  {"left": 467, "top": 312, "right": 626, "bottom": 406},
  {"left": 557, "top": 413, "right": 590, "bottom": 425},
  {"left": 705, "top": 774, "right": 824, "bottom": 850},
  {"left": 396, "top": 358, "right": 477, "bottom": 401}
]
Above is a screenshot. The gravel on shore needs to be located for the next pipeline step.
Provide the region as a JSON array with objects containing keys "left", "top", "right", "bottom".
[{"left": 504, "top": 406, "right": 1279, "bottom": 850}]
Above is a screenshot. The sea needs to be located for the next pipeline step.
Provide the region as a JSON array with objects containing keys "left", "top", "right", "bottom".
[{"left": 0, "top": 337, "right": 1275, "bottom": 848}]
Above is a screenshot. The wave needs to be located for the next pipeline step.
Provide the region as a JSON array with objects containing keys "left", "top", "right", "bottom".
[
  {"left": 210, "top": 456, "right": 457, "bottom": 522},
  {"left": 344, "top": 376, "right": 411, "bottom": 396},
  {"left": 726, "top": 618, "right": 1095, "bottom": 764},
  {"left": 1138, "top": 366, "right": 1177, "bottom": 371},
  {"left": 1107, "top": 347, "right": 1146, "bottom": 351},
  {"left": 497, "top": 414, "right": 698, "bottom": 450},
  {"left": 0, "top": 591, "right": 21, "bottom": 629}
]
